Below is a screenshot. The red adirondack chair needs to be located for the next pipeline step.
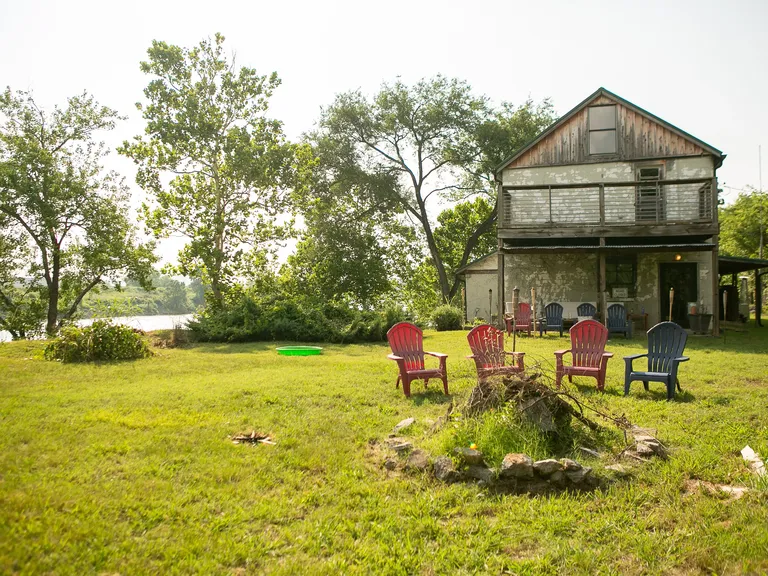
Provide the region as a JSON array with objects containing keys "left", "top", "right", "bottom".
[
  {"left": 466, "top": 324, "right": 525, "bottom": 382},
  {"left": 386, "top": 322, "right": 448, "bottom": 398},
  {"left": 554, "top": 319, "right": 613, "bottom": 391},
  {"left": 505, "top": 302, "right": 532, "bottom": 336}
]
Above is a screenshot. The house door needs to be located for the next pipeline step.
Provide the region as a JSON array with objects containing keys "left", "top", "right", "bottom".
[{"left": 659, "top": 263, "right": 698, "bottom": 328}]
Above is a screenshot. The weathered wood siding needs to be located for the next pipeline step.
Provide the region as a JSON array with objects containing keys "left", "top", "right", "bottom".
[{"left": 509, "top": 94, "right": 706, "bottom": 168}]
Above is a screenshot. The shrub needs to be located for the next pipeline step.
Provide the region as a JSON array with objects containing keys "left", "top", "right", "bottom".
[
  {"left": 189, "top": 294, "right": 412, "bottom": 343},
  {"left": 432, "top": 305, "right": 463, "bottom": 331},
  {"left": 44, "top": 320, "right": 152, "bottom": 363}
]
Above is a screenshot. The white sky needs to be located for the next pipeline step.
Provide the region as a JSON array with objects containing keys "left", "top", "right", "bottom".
[{"left": 2, "top": 0, "right": 766, "bottom": 265}]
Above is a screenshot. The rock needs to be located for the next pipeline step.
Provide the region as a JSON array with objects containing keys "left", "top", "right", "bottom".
[
  {"left": 454, "top": 447, "right": 485, "bottom": 466},
  {"left": 433, "top": 456, "right": 461, "bottom": 483},
  {"left": 548, "top": 470, "right": 566, "bottom": 487},
  {"left": 392, "top": 442, "right": 413, "bottom": 454},
  {"left": 405, "top": 449, "right": 430, "bottom": 471},
  {"left": 383, "top": 458, "right": 398, "bottom": 471},
  {"left": 561, "top": 458, "right": 582, "bottom": 471},
  {"left": 466, "top": 465, "right": 495, "bottom": 484},
  {"left": 635, "top": 442, "right": 655, "bottom": 457},
  {"left": 566, "top": 466, "right": 592, "bottom": 484},
  {"left": 517, "top": 398, "right": 556, "bottom": 432},
  {"left": 579, "top": 447, "right": 601, "bottom": 459},
  {"left": 633, "top": 434, "right": 658, "bottom": 444},
  {"left": 393, "top": 417, "right": 415, "bottom": 434},
  {"left": 500, "top": 453, "right": 534, "bottom": 479},
  {"left": 605, "top": 464, "right": 630, "bottom": 477},
  {"left": 532, "top": 459, "right": 563, "bottom": 477}
]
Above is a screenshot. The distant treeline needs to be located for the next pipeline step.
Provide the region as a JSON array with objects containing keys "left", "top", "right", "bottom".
[{"left": 80, "top": 274, "right": 206, "bottom": 318}]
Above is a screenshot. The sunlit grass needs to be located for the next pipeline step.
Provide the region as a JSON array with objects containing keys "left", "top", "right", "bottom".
[{"left": 1, "top": 324, "right": 767, "bottom": 574}]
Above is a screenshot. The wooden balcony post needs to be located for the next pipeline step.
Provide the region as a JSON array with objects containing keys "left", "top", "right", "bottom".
[
  {"left": 598, "top": 238, "right": 607, "bottom": 324},
  {"left": 599, "top": 184, "right": 605, "bottom": 225},
  {"left": 497, "top": 242, "right": 505, "bottom": 329}
]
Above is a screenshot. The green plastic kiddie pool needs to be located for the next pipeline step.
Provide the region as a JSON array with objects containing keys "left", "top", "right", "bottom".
[{"left": 276, "top": 346, "right": 323, "bottom": 356}]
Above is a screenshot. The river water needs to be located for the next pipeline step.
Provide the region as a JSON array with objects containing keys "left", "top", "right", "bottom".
[{"left": 0, "top": 314, "right": 195, "bottom": 343}]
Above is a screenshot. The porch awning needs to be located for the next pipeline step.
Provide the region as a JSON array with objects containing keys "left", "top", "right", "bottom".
[
  {"left": 718, "top": 255, "right": 768, "bottom": 275},
  {"left": 500, "top": 242, "right": 715, "bottom": 254}
]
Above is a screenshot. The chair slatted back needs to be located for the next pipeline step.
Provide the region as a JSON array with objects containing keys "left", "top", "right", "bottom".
[
  {"left": 387, "top": 322, "right": 425, "bottom": 371},
  {"left": 545, "top": 303, "right": 563, "bottom": 326},
  {"left": 577, "top": 303, "right": 597, "bottom": 317},
  {"left": 517, "top": 303, "right": 532, "bottom": 325},
  {"left": 570, "top": 319, "right": 608, "bottom": 368},
  {"left": 647, "top": 322, "right": 687, "bottom": 373},
  {"left": 607, "top": 303, "right": 627, "bottom": 329},
  {"left": 467, "top": 324, "right": 505, "bottom": 370}
]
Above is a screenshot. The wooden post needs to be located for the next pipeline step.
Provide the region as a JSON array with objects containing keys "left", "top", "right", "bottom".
[
  {"left": 531, "top": 287, "right": 537, "bottom": 337},
  {"left": 599, "top": 183, "right": 605, "bottom": 225},
  {"left": 711, "top": 176, "right": 720, "bottom": 337},
  {"left": 598, "top": 239, "right": 607, "bottom": 324},
  {"left": 497, "top": 244, "right": 505, "bottom": 329},
  {"left": 757, "top": 271, "right": 764, "bottom": 327},
  {"left": 511, "top": 286, "right": 520, "bottom": 352},
  {"left": 669, "top": 287, "right": 674, "bottom": 322}
]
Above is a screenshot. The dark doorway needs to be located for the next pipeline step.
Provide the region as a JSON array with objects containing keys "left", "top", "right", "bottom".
[{"left": 659, "top": 263, "right": 698, "bottom": 328}]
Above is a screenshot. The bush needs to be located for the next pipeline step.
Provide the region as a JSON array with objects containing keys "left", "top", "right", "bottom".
[
  {"left": 44, "top": 320, "right": 152, "bottom": 363},
  {"left": 432, "top": 305, "right": 463, "bottom": 331},
  {"left": 189, "top": 294, "right": 411, "bottom": 343}
]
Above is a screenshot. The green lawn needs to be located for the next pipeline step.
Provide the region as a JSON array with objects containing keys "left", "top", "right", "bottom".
[{"left": 1, "top": 325, "right": 768, "bottom": 575}]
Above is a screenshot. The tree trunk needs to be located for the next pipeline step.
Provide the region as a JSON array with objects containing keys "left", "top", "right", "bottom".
[
  {"left": 416, "top": 195, "right": 451, "bottom": 303},
  {"left": 448, "top": 211, "right": 497, "bottom": 301},
  {"left": 46, "top": 253, "right": 60, "bottom": 336}
]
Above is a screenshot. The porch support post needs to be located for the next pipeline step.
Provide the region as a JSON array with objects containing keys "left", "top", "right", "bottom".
[
  {"left": 598, "top": 238, "right": 607, "bottom": 324},
  {"left": 712, "top": 240, "right": 720, "bottom": 336},
  {"left": 756, "top": 270, "right": 764, "bottom": 327},
  {"left": 711, "top": 176, "right": 720, "bottom": 337},
  {"left": 497, "top": 242, "right": 505, "bottom": 329}
]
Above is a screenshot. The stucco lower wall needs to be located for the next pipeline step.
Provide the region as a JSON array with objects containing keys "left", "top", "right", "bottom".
[
  {"left": 503, "top": 253, "right": 597, "bottom": 318},
  {"left": 501, "top": 251, "right": 714, "bottom": 326},
  {"left": 465, "top": 272, "right": 498, "bottom": 322}
]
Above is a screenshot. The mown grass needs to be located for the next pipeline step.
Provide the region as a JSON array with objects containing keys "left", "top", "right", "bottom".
[{"left": 1, "top": 324, "right": 767, "bottom": 574}]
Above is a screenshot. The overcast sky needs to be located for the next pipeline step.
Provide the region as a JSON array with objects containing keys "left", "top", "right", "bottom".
[{"left": 1, "top": 0, "right": 766, "bottom": 263}]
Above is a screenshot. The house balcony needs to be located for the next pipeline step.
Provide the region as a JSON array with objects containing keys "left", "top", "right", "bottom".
[{"left": 498, "top": 177, "right": 718, "bottom": 239}]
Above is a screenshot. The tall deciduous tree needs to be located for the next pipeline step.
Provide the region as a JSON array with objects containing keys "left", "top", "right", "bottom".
[
  {"left": 311, "top": 78, "right": 555, "bottom": 304},
  {"left": 719, "top": 189, "right": 768, "bottom": 258},
  {"left": 0, "top": 89, "right": 157, "bottom": 337},
  {"left": 120, "top": 34, "right": 309, "bottom": 306}
]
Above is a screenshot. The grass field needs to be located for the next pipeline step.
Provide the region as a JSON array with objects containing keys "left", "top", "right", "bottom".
[{"left": 1, "top": 324, "right": 768, "bottom": 574}]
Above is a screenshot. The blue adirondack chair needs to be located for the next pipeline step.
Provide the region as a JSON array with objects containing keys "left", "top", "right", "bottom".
[
  {"left": 539, "top": 302, "right": 564, "bottom": 336},
  {"left": 623, "top": 322, "right": 689, "bottom": 400},
  {"left": 577, "top": 303, "right": 597, "bottom": 318},
  {"left": 607, "top": 303, "right": 632, "bottom": 338}
]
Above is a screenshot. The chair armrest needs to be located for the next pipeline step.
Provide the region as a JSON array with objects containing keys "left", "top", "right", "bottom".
[
  {"left": 672, "top": 356, "right": 690, "bottom": 363},
  {"left": 504, "top": 351, "right": 525, "bottom": 357},
  {"left": 387, "top": 354, "right": 404, "bottom": 361},
  {"left": 425, "top": 351, "right": 447, "bottom": 359},
  {"left": 623, "top": 353, "right": 647, "bottom": 361},
  {"left": 602, "top": 352, "right": 614, "bottom": 358},
  {"left": 553, "top": 349, "right": 571, "bottom": 358},
  {"left": 466, "top": 354, "right": 476, "bottom": 360}
]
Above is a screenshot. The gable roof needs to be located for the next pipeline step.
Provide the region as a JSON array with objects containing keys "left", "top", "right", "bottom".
[{"left": 496, "top": 87, "right": 724, "bottom": 174}]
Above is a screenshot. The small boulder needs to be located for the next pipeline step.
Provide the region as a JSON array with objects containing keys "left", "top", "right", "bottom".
[
  {"left": 561, "top": 458, "right": 582, "bottom": 471},
  {"left": 566, "top": 466, "right": 592, "bottom": 484},
  {"left": 533, "top": 459, "right": 563, "bottom": 477},
  {"left": 454, "top": 447, "right": 485, "bottom": 466},
  {"left": 405, "top": 449, "right": 430, "bottom": 471},
  {"left": 392, "top": 417, "right": 416, "bottom": 434},
  {"left": 635, "top": 442, "right": 655, "bottom": 457},
  {"left": 392, "top": 442, "right": 413, "bottom": 453},
  {"left": 433, "top": 456, "right": 461, "bottom": 483},
  {"left": 383, "top": 458, "right": 398, "bottom": 471},
  {"left": 548, "top": 470, "right": 566, "bottom": 487},
  {"left": 500, "top": 453, "right": 534, "bottom": 479},
  {"left": 605, "top": 464, "right": 630, "bottom": 478},
  {"left": 517, "top": 398, "right": 556, "bottom": 432},
  {"left": 466, "top": 465, "right": 495, "bottom": 484}
]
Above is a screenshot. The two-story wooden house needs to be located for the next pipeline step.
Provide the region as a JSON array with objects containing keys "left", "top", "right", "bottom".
[{"left": 494, "top": 87, "right": 724, "bottom": 335}]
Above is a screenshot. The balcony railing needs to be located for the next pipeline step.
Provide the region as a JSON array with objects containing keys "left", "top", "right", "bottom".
[{"left": 500, "top": 178, "right": 715, "bottom": 229}]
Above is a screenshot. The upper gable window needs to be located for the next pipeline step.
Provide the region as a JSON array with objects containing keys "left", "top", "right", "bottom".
[{"left": 588, "top": 105, "right": 617, "bottom": 155}]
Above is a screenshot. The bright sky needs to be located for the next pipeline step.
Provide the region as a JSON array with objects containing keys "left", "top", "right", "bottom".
[{"left": 2, "top": 0, "right": 766, "bottom": 264}]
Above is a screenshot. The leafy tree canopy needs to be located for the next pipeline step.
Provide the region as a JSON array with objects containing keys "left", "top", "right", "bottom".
[
  {"left": 120, "top": 33, "right": 313, "bottom": 306},
  {"left": 0, "top": 88, "right": 156, "bottom": 337}
]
